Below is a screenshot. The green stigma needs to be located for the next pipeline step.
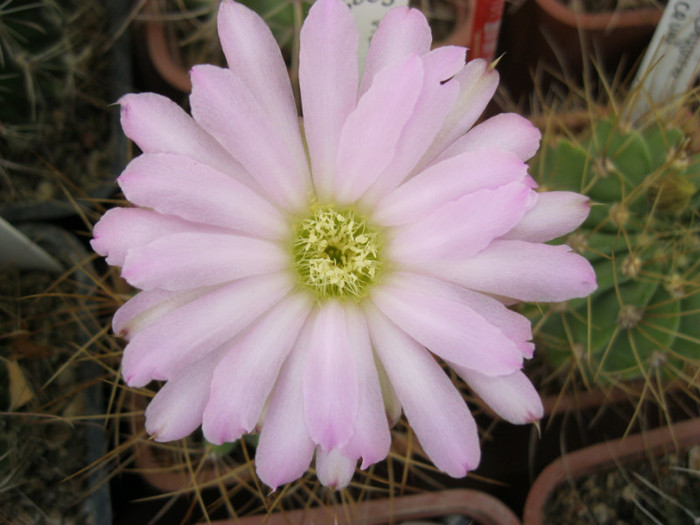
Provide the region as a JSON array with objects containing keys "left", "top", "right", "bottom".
[{"left": 292, "top": 206, "right": 382, "bottom": 300}]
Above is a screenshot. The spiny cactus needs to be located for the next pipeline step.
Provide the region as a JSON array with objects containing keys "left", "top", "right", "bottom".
[
  {"left": 0, "top": 0, "right": 80, "bottom": 123},
  {"left": 530, "top": 109, "right": 700, "bottom": 387},
  {"left": 0, "top": 0, "right": 114, "bottom": 204}
]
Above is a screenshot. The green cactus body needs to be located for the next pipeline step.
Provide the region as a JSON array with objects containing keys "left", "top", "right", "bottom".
[{"left": 532, "top": 116, "right": 700, "bottom": 384}]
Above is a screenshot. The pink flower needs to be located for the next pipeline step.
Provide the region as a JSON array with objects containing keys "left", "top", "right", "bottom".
[{"left": 92, "top": 0, "right": 596, "bottom": 489}]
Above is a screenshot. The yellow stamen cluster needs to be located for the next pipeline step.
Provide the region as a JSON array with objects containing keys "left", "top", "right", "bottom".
[{"left": 292, "top": 206, "right": 382, "bottom": 299}]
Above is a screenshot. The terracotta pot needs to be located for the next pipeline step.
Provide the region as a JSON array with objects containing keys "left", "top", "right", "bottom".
[
  {"left": 497, "top": 0, "right": 661, "bottom": 103},
  {"left": 140, "top": 0, "right": 192, "bottom": 94},
  {"left": 127, "top": 393, "right": 254, "bottom": 492},
  {"left": 522, "top": 417, "right": 700, "bottom": 525},
  {"left": 206, "top": 489, "right": 521, "bottom": 525},
  {"left": 536, "top": 0, "right": 661, "bottom": 75}
]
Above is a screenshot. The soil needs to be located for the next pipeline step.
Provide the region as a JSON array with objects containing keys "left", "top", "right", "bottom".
[
  {"left": 0, "top": 231, "right": 103, "bottom": 524},
  {"left": 544, "top": 447, "right": 700, "bottom": 524}
]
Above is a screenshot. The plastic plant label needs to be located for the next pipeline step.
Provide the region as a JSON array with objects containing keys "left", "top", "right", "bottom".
[
  {"left": 0, "top": 217, "right": 62, "bottom": 272},
  {"left": 631, "top": 0, "right": 700, "bottom": 118},
  {"left": 347, "top": 0, "right": 409, "bottom": 73},
  {"left": 469, "top": 0, "right": 505, "bottom": 61}
]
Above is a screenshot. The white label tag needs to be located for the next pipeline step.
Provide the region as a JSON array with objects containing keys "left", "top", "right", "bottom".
[
  {"left": 346, "top": 0, "right": 410, "bottom": 74},
  {"left": 0, "top": 217, "right": 62, "bottom": 272},
  {"left": 631, "top": 0, "right": 700, "bottom": 119}
]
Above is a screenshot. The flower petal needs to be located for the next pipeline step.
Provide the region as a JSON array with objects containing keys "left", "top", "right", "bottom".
[
  {"left": 334, "top": 54, "right": 424, "bottom": 203},
  {"left": 437, "top": 113, "right": 542, "bottom": 162},
  {"left": 359, "top": 6, "right": 432, "bottom": 96},
  {"left": 316, "top": 448, "right": 356, "bottom": 490},
  {"left": 303, "top": 301, "right": 359, "bottom": 450},
  {"left": 359, "top": 47, "right": 465, "bottom": 205},
  {"left": 118, "top": 153, "right": 287, "bottom": 239},
  {"left": 217, "top": 0, "right": 303, "bottom": 166},
  {"left": 299, "top": 0, "right": 358, "bottom": 201},
  {"left": 118, "top": 93, "right": 242, "bottom": 178},
  {"left": 121, "top": 272, "right": 293, "bottom": 387},
  {"left": 112, "top": 288, "right": 205, "bottom": 339},
  {"left": 501, "top": 191, "right": 591, "bottom": 243},
  {"left": 121, "top": 232, "right": 289, "bottom": 291},
  {"left": 255, "top": 319, "right": 315, "bottom": 490},
  {"left": 337, "top": 305, "right": 391, "bottom": 469},
  {"left": 367, "top": 307, "right": 480, "bottom": 477},
  {"left": 451, "top": 368, "right": 543, "bottom": 424},
  {"left": 371, "top": 275, "right": 524, "bottom": 376},
  {"left": 202, "top": 294, "right": 312, "bottom": 444},
  {"left": 190, "top": 64, "right": 311, "bottom": 211},
  {"left": 373, "top": 150, "right": 530, "bottom": 226},
  {"left": 145, "top": 349, "right": 222, "bottom": 442},
  {"left": 429, "top": 240, "right": 598, "bottom": 302},
  {"left": 374, "top": 353, "right": 402, "bottom": 426},
  {"left": 386, "top": 272, "right": 534, "bottom": 357},
  {"left": 417, "top": 58, "right": 499, "bottom": 168},
  {"left": 387, "top": 183, "right": 534, "bottom": 263},
  {"left": 91, "top": 207, "right": 223, "bottom": 267}
]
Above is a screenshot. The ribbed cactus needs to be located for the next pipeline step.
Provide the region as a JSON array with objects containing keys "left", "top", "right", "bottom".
[
  {"left": 530, "top": 112, "right": 700, "bottom": 386},
  {"left": 0, "top": 0, "right": 80, "bottom": 124},
  {"left": 1, "top": 0, "right": 112, "bottom": 203}
]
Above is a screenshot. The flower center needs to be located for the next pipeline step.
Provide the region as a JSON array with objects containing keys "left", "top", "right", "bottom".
[{"left": 292, "top": 206, "right": 382, "bottom": 300}]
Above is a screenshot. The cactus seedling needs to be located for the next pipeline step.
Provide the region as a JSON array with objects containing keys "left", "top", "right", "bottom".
[{"left": 530, "top": 108, "right": 700, "bottom": 388}]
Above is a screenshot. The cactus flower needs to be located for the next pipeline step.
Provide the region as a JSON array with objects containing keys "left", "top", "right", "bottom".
[{"left": 92, "top": 0, "right": 596, "bottom": 489}]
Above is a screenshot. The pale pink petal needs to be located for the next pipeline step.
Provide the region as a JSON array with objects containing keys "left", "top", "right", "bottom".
[
  {"left": 373, "top": 150, "right": 530, "bottom": 226},
  {"left": 337, "top": 306, "right": 391, "bottom": 469},
  {"left": 299, "top": 0, "right": 358, "bottom": 201},
  {"left": 202, "top": 294, "right": 312, "bottom": 444},
  {"left": 217, "top": 0, "right": 304, "bottom": 170},
  {"left": 374, "top": 355, "right": 402, "bottom": 427},
  {"left": 121, "top": 233, "right": 289, "bottom": 291},
  {"left": 255, "top": 318, "right": 315, "bottom": 490},
  {"left": 428, "top": 240, "right": 598, "bottom": 302},
  {"left": 121, "top": 272, "right": 293, "bottom": 387},
  {"left": 501, "top": 191, "right": 591, "bottom": 242},
  {"left": 358, "top": 47, "right": 465, "bottom": 206},
  {"left": 303, "top": 301, "right": 359, "bottom": 450},
  {"left": 371, "top": 277, "right": 523, "bottom": 376},
  {"left": 451, "top": 367, "right": 543, "bottom": 424},
  {"left": 366, "top": 307, "right": 480, "bottom": 477},
  {"left": 417, "top": 59, "right": 499, "bottom": 169},
  {"left": 112, "top": 288, "right": 208, "bottom": 340},
  {"left": 145, "top": 349, "right": 223, "bottom": 442},
  {"left": 118, "top": 153, "right": 287, "bottom": 239},
  {"left": 359, "top": 6, "right": 432, "bottom": 96},
  {"left": 421, "top": 45, "right": 468, "bottom": 81},
  {"left": 91, "top": 207, "right": 224, "bottom": 267},
  {"left": 437, "top": 113, "right": 542, "bottom": 162},
  {"left": 387, "top": 183, "right": 534, "bottom": 263},
  {"left": 189, "top": 65, "right": 311, "bottom": 211},
  {"left": 118, "top": 93, "right": 243, "bottom": 178},
  {"left": 391, "top": 273, "right": 534, "bottom": 358},
  {"left": 316, "top": 448, "right": 356, "bottom": 490},
  {"left": 334, "top": 54, "right": 424, "bottom": 204}
]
